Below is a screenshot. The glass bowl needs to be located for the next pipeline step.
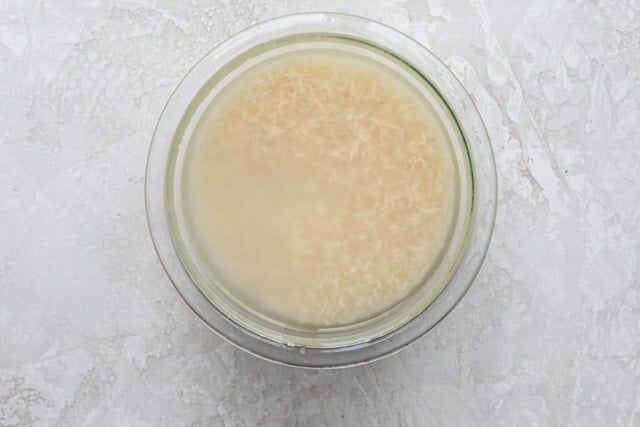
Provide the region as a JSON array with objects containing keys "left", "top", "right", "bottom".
[{"left": 145, "top": 13, "right": 497, "bottom": 368}]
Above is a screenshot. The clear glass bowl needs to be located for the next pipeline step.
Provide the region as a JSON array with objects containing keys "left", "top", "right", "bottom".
[{"left": 146, "top": 13, "right": 497, "bottom": 368}]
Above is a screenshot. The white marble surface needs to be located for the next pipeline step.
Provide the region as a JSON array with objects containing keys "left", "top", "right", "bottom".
[{"left": 1, "top": 0, "right": 639, "bottom": 425}]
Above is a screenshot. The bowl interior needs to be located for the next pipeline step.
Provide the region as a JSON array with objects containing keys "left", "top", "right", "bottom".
[{"left": 165, "top": 34, "right": 473, "bottom": 348}]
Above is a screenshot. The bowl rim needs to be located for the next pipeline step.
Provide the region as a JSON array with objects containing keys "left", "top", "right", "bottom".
[{"left": 145, "top": 12, "right": 497, "bottom": 368}]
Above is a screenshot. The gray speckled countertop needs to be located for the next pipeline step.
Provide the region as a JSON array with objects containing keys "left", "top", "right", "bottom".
[{"left": 1, "top": 1, "right": 639, "bottom": 425}]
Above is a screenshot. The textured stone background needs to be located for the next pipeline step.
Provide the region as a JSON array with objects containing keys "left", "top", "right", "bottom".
[{"left": 1, "top": 0, "right": 639, "bottom": 425}]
